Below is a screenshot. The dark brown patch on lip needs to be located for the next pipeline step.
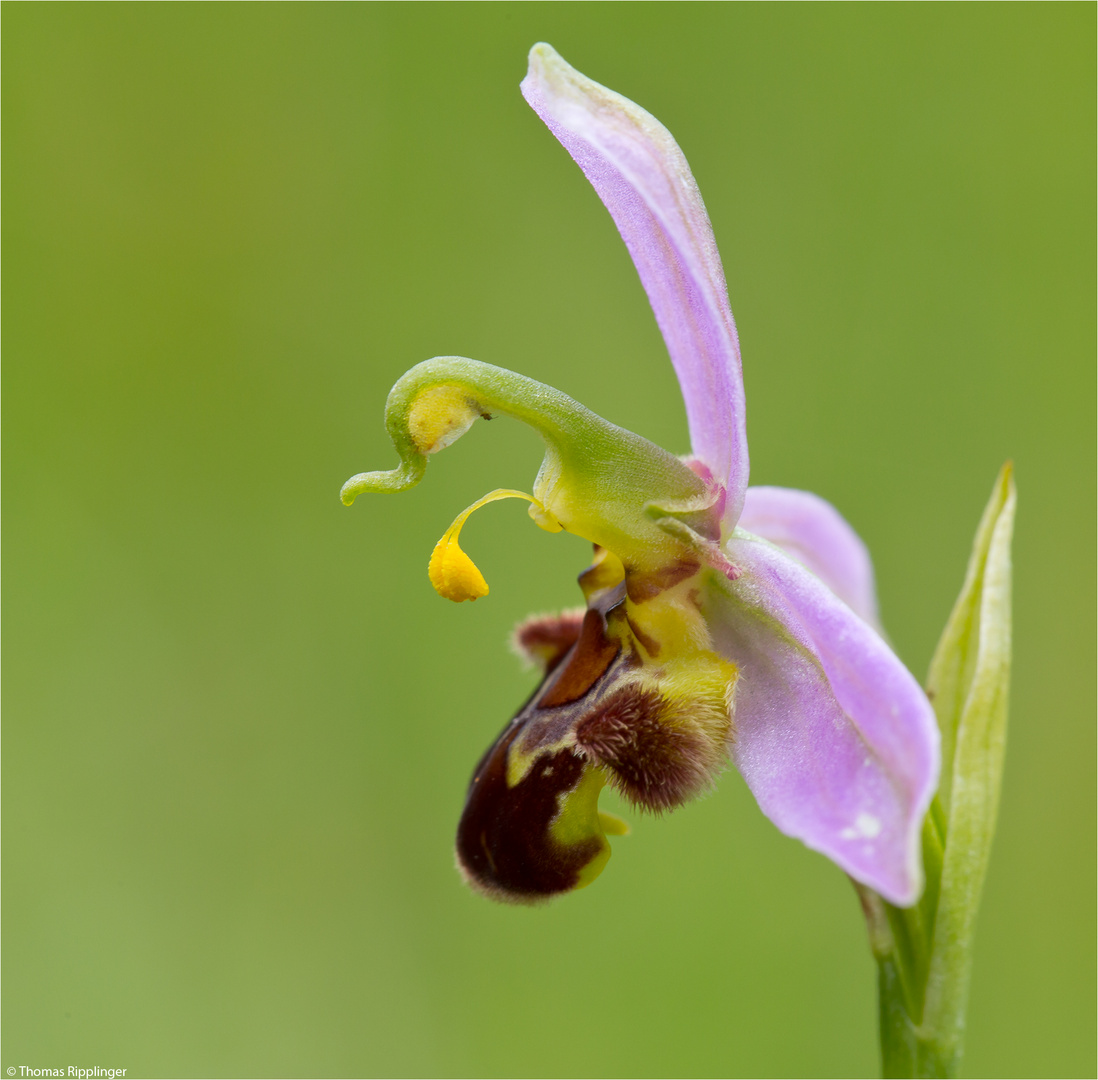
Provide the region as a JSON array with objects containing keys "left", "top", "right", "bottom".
[
  {"left": 455, "top": 723, "right": 600, "bottom": 902},
  {"left": 625, "top": 558, "right": 700, "bottom": 604},
  {"left": 537, "top": 608, "right": 620, "bottom": 709}
]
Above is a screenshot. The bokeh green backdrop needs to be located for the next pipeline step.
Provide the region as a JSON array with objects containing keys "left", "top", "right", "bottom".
[{"left": 5, "top": 4, "right": 1094, "bottom": 1078}]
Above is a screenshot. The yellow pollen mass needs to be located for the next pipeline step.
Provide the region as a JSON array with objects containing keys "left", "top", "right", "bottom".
[
  {"left": 429, "top": 536, "right": 489, "bottom": 602},
  {"left": 427, "top": 488, "right": 547, "bottom": 603}
]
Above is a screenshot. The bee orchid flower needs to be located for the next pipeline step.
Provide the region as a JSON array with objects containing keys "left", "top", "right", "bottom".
[{"left": 342, "top": 43, "right": 939, "bottom": 909}]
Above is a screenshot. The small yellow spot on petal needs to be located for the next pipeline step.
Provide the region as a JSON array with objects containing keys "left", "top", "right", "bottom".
[{"left": 428, "top": 537, "right": 489, "bottom": 603}]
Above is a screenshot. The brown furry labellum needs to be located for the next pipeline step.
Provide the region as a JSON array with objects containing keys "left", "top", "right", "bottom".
[{"left": 455, "top": 588, "right": 734, "bottom": 902}]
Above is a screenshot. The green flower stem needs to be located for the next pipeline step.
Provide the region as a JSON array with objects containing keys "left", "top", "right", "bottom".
[
  {"left": 861, "top": 464, "right": 1015, "bottom": 1079},
  {"left": 860, "top": 812, "right": 952, "bottom": 1078}
]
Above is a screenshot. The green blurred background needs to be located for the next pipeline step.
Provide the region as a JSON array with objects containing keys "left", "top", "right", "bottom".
[{"left": 5, "top": 4, "right": 1094, "bottom": 1077}]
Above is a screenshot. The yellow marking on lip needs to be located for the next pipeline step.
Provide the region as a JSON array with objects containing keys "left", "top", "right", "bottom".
[
  {"left": 549, "top": 765, "right": 613, "bottom": 891},
  {"left": 598, "top": 810, "right": 630, "bottom": 836}
]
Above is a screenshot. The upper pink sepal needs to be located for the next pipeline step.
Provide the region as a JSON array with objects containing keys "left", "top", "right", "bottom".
[{"left": 522, "top": 43, "right": 749, "bottom": 523}]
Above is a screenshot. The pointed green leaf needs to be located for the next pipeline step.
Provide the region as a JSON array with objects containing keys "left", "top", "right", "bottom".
[
  {"left": 926, "top": 463, "right": 1015, "bottom": 816},
  {"left": 921, "top": 462, "right": 1016, "bottom": 1073}
]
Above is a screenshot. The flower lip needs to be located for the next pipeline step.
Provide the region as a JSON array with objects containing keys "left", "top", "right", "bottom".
[
  {"left": 456, "top": 591, "right": 631, "bottom": 904},
  {"left": 456, "top": 570, "right": 739, "bottom": 902}
]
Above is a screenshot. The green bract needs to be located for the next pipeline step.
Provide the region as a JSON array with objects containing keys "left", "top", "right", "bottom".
[{"left": 860, "top": 463, "right": 1016, "bottom": 1078}]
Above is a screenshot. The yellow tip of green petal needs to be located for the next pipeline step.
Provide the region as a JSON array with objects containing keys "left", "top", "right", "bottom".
[{"left": 407, "top": 385, "right": 480, "bottom": 454}]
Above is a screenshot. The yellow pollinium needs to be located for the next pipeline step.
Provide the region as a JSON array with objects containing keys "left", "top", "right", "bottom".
[
  {"left": 428, "top": 488, "right": 557, "bottom": 603},
  {"left": 428, "top": 535, "right": 490, "bottom": 602}
]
